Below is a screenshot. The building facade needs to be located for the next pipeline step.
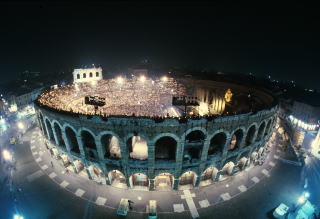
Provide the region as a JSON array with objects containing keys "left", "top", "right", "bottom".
[
  {"left": 73, "top": 67, "right": 103, "bottom": 84},
  {"left": 35, "top": 103, "right": 278, "bottom": 190}
]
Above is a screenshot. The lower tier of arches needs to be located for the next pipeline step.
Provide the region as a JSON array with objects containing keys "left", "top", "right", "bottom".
[{"left": 44, "top": 136, "right": 269, "bottom": 191}]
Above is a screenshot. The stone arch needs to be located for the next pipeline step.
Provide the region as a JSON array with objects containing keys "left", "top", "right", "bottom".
[
  {"left": 221, "top": 161, "right": 235, "bottom": 176},
  {"left": 101, "top": 134, "right": 121, "bottom": 159},
  {"left": 258, "top": 147, "right": 265, "bottom": 157},
  {"left": 45, "top": 118, "right": 54, "bottom": 141},
  {"left": 65, "top": 125, "right": 80, "bottom": 154},
  {"left": 80, "top": 129, "right": 97, "bottom": 149},
  {"left": 256, "top": 121, "right": 266, "bottom": 142},
  {"left": 183, "top": 129, "right": 206, "bottom": 161},
  {"left": 251, "top": 151, "right": 258, "bottom": 161},
  {"left": 200, "top": 167, "right": 218, "bottom": 186},
  {"left": 108, "top": 170, "right": 127, "bottom": 188},
  {"left": 52, "top": 121, "right": 65, "bottom": 148},
  {"left": 126, "top": 134, "right": 148, "bottom": 160},
  {"left": 154, "top": 172, "right": 174, "bottom": 190},
  {"left": 208, "top": 132, "right": 227, "bottom": 156},
  {"left": 88, "top": 165, "right": 105, "bottom": 184},
  {"left": 155, "top": 136, "right": 177, "bottom": 161},
  {"left": 185, "top": 129, "right": 206, "bottom": 142},
  {"left": 83, "top": 73, "right": 86, "bottom": 78},
  {"left": 80, "top": 129, "right": 98, "bottom": 159},
  {"left": 179, "top": 171, "right": 198, "bottom": 188},
  {"left": 89, "top": 72, "right": 93, "bottom": 78},
  {"left": 77, "top": 74, "right": 80, "bottom": 79},
  {"left": 229, "top": 128, "right": 244, "bottom": 151},
  {"left": 245, "top": 124, "right": 257, "bottom": 146},
  {"left": 237, "top": 157, "right": 248, "bottom": 170},
  {"left": 129, "top": 173, "right": 149, "bottom": 189},
  {"left": 265, "top": 119, "right": 272, "bottom": 136},
  {"left": 39, "top": 112, "right": 48, "bottom": 138}
]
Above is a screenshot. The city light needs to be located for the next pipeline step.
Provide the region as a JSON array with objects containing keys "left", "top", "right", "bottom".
[
  {"left": 116, "top": 76, "right": 124, "bottom": 84},
  {"left": 13, "top": 214, "right": 24, "bottom": 219},
  {"left": 139, "top": 75, "right": 146, "bottom": 83},
  {"left": 303, "top": 191, "right": 310, "bottom": 198},
  {"left": 288, "top": 115, "right": 319, "bottom": 131},
  {"left": 17, "top": 122, "right": 24, "bottom": 130},
  {"left": 161, "top": 76, "right": 168, "bottom": 82},
  {"left": 298, "top": 196, "right": 306, "bottom": 204},
  {"left": 2, "top": 149, "right": 12, "bottom": 161}
]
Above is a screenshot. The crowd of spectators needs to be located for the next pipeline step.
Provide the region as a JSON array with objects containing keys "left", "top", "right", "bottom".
[{"left": 37, "top": 77, "right": 185, "bottom": 117}]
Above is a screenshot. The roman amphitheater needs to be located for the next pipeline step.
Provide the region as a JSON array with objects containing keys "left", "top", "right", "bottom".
[{"left": 34, "top": 74, "right": 278, "bottom": 191}]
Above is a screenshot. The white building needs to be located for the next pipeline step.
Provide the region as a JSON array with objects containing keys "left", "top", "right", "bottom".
[
  {"left": 13, "top": 88, "right": 43, "bottom": 110},
  {"left": 73, "top": 67, "right": 103, "bottom": 84}
]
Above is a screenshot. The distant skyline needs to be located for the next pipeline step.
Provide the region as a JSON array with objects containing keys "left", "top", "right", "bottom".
[{"left": 0, "top": 2, "right": 319, "bottom": 89}]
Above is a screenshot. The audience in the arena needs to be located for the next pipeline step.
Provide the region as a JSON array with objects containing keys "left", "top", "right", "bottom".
[{"left": 37, "top": 77, "right": 185, "bottom": 117}]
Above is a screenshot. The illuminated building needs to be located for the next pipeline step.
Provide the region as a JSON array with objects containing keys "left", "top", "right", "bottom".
[
  {"left": 34, "top": 74, "right": 278, "bottom": 190},
  {"left": 73, "top": 67, "right": 103, "bottom": 84}
]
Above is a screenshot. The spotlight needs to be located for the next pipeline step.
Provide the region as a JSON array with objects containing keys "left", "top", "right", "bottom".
[
  {"left": 297, "top": 196, "right": 306, "bottom": 204},
  {"left": 161, "top": 76, "right": 168, "bottom": 82},
  {"left": 139, "top": 75, "right": 146, "bottom": 82},
  {"left": 116, "top": 76, "right": 124, "bottom": 84}
]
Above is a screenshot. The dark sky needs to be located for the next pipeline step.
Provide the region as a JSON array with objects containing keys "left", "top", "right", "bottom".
[{"left": 0, "top": 1, "right": 319, "bottom": 89}]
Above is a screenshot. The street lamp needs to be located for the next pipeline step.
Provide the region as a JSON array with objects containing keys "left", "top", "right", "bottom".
[
  {"left": 297, "top": 195, "right": 307, "bottom": 204},
  {"left": 2, "top": 149, "right": 12, "bottom": 161},
  {"left": 17, "top": 122, "right": 24, "bottom": 130},
  {"left": 13, "top": 214, "right": 24, "bottom": 219}
]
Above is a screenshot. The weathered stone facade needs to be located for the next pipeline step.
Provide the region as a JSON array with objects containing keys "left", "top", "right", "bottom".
[{"left": 35, "top": 102, "right": 278, "bottom": 190}]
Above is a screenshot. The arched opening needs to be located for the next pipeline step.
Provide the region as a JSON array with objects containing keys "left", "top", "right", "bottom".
[
  {"left": 237, "top": 157, "right": 248, "bottom": 170},
  {"left": 81, "top": 131, "right": 96, "bottom": 149},
  {"left": 155, "top": 136, "right": 177, "bottom": 161},
  {"left": 258, "top": 147, "right": 265, "bottom": 158},
  {"left": 89, "top": 72, "right": 93, "bottom": 77},
  {"left": 245, "top": 125, "right": 256, "bottom": 146},
  {"left": 127, "top": 136, "right": 148, "bottom": 160},
  {"left": 251, "top": 151, "right": 258, "bottom": 162},
  {"left": 256, "top": 122, "right": 266, "bottom": 142},
  {"left": 81, "top": 131, "right": 97, "bottom": 159},
  {"left": 77, "top": 74, "right": 80, "bottom": 79},
  {"left": 129, "top": 173, "right": 149, "bottom": 190},
  {"left": 83, "top": 73, "right": 86, "bottom": 78},
  {"left": 45, "top": 119, "right": 54, "bottom": 142},
  {"left": 59, "top": 152, "right": 72, "bottom": 170},
  {"left": 186, "top": 130, "right": 205, "bottom": 142},
  {"left": 49, "top": 147, "right": 59, "bottom": 159},
  {"left": 73, "top": 159, "right": 85, "bottom": 174},
  {"left": 229, "top": 129, "right": 243, "bottom": 151},
  {"left": 184, "top": 130, "right": 205, "bottom": 161},
  {"left": 53, "top": 123, "right": 65, "bottom": 148},
  {"left": 265, "top": 120, "right": 271, "bottom": 136},
  {"left": 88, "top": 165, "right": 105, "bottom": 184},
  {"left": 39, "top": 114, "right": 48, "bottom": 138},
  {"left": 96, "top": 72, "right": 99, "bottom": 77},
  {"left": 221, "top": 161, "right": 235, "bottom": 176},
  {"left": 154, "top": 173, "right": 174, "bottom": 191},
  {"left": 65, "top": 127, "right": 80, "bottom": 154},
  {"left": 101, "top": 134, "right": 121, "bottom": 159},
  {"left": 208, "top": 132, "right": 226, "bottom": 156},
  {"left": 200, "top": 167, "right": 218, "bottom": 187},
  {"left": 179, "top": 171, "right": 198, "bottom": 190},
  {"left": 108, "top": 170, "right": 127, "bottom": 189}
]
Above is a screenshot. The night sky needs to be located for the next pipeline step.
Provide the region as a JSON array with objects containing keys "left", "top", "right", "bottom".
[{"left": 0, "top": 2, "right": 319, "bottom": 89}]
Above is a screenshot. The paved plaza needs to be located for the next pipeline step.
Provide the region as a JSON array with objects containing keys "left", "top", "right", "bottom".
[{"left": 0, "top": 125, "right": 303, "bottom": 218}]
